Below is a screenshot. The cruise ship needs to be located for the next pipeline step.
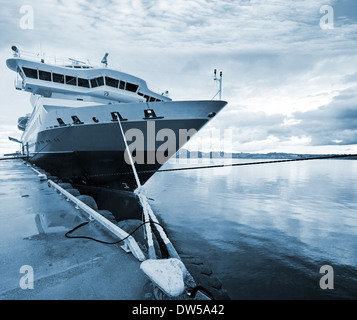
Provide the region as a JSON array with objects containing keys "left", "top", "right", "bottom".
[{"left": 6, "top": 46, "right": 227, "bottom": 190}]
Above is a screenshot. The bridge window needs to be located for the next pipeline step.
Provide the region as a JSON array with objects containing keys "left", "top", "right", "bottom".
[
  {"left": 90, "top": 76, "right": 104, "bottom": 88},
  {"left": 65, "top": 75, "right": 76, "bottom": 86},
  {"left": 119, "top": 80, "right": 125, "bottom": 90},
  {"left": 78, "top": 78, "right": 90, "bottom": 88},
  {"left": 39, "top": 70, "right": 51, "bottom": 81},
  {"left": 125, "top": 82, "right": 139, "bottom": 93},
  {"left": 97, "top": 76, "right": 104, "bottom": 86},
  {"left": 53, "top": 73, "right": 64, "bottom": 83},
  {"left": 22, "top": 67, "right": 38, "bottom": 79},
  {"left": 149, "top": 97, "right": 155, "bottom": 102},
  {"left": 105, "top": 77, "right": 119, "bottom": 88},
  {"left": 90, "top": 78, "right": 98, "bottom": 88}
]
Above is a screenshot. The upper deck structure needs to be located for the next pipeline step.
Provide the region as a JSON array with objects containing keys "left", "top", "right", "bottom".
[{"left": 6, "top": 46, "right": 171, "bottom": 105}]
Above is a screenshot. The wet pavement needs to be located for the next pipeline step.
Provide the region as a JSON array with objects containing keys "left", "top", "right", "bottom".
[{"left": 0, "top": 160, "right": 147, "bottom": 300}]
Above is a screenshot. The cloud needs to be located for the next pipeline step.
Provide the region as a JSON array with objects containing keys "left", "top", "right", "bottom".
[
  {"left": 344, "top": 72, "right": 357, "bottom": 84},
  {"left": 333, "top": 0, "right": 357, "bottom": 25},
  {"left": 1, "top": 0, "right": 357, "bottom": 154},
  {"left": 290, "top": 87, "right": 357, "bottom": 145},
  {"left": 1, "top": 0, "right": 344, "bottom": 51},
  {"left": 200, "top": 84, "right": 357, "bottom": 152}
]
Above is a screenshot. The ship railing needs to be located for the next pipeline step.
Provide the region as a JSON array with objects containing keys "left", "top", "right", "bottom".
[
  {"left": 14, "top": 49, "right": 170, "bottom": 98},
  {"left": 15, "top": 49, "right": 97, "bottom": 68}
]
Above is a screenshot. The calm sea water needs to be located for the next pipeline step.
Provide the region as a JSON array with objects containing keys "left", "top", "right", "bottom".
[{"left": 144, "top": 158, "right": 357, "bottom": 300}]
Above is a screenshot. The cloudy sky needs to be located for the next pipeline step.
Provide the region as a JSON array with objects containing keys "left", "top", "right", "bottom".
[{"left": 0, "top": 0, "right": 356, "bottom": 155}]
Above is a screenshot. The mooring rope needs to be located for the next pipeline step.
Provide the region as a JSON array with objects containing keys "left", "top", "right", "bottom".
[
  {"left": 114, "top": 112, "right": 157, "bottom": 259},
  {"left": 58, "top": 153, "right": 356, "bottom": 179},
  {"left": 150, "top": 153, "right": 357, "bottom": 174},
  {"left": 115, "top": 113, "right": 181, "bottom": 260}
]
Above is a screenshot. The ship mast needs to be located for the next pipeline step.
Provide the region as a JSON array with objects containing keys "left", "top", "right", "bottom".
[{"left": 213, "top": 69, "right": 223, "bottom": 100}]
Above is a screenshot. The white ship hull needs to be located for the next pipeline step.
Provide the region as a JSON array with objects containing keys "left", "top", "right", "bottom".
[
  {"left": 6, "top": 48, "right": 227, "bottom": 190},
  {"left": 22, "top": 100, "right": 226, "bottom": 190}
]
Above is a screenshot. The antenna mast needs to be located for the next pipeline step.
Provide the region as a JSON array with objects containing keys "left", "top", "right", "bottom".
[
  {"left": 213, "top": 69, "right": 223, "bottom": 100},
  {"left": 101, "top": 53, "right": 109, "bottom": 67}
]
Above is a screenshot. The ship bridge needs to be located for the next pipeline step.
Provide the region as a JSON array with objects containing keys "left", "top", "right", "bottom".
[{"left": 6, "top": 47, "right": 171, "bottom": 104}]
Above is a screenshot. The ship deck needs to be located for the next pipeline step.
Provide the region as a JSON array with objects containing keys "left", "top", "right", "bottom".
[{"left": 0, "top": 159, "right": 147, "bottom": 300}]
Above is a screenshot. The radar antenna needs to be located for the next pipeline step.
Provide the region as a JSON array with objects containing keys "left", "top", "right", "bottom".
[{"left": 11, "top": 45, "right": 19, "bottom": 57}]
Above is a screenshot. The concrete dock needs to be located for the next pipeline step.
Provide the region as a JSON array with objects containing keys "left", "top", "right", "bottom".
[{"left": 0, "top": 159, "right": 147, "bottom": 300}]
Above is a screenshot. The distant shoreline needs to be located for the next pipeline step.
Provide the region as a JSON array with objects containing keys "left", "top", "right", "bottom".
[
  {"left": 1, "top": 150, "right": 356, "bottom": 161},
  {"left": 176, "top": 149, "right": 357, "bottom": 160}
]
